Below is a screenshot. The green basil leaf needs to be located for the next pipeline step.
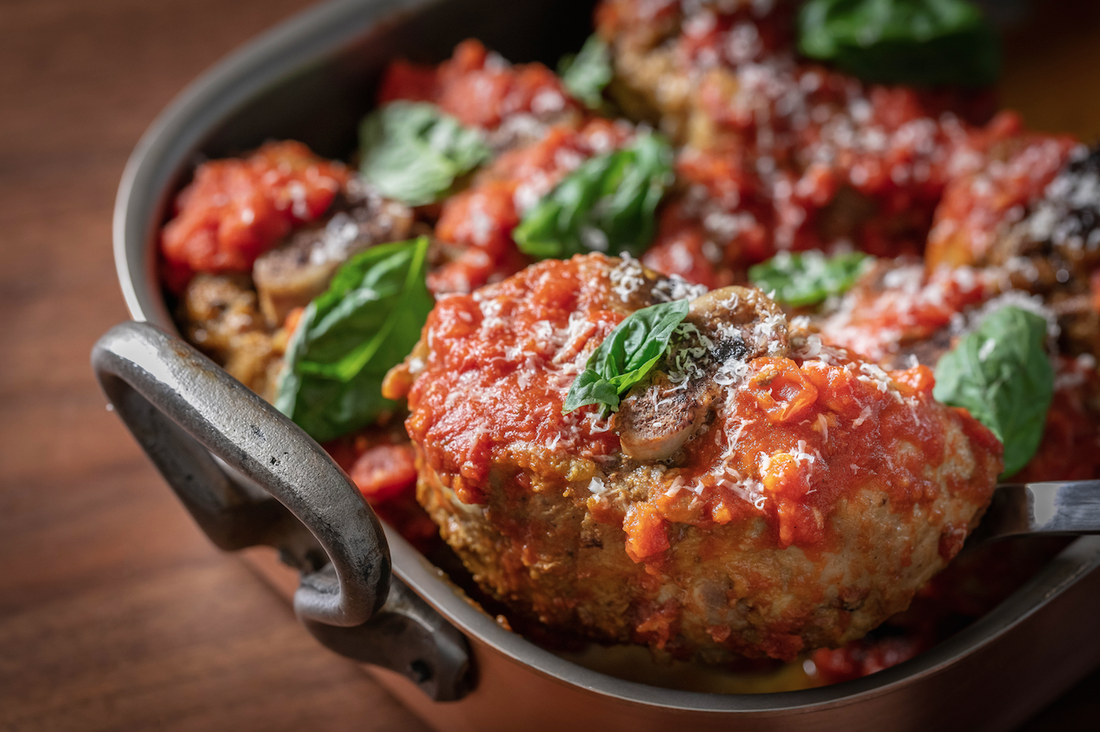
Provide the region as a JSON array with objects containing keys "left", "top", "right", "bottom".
[
  {"left": 798, "top": 0, "right": 1000, "bottom": 86},
  {"left": 563, "top": 369, "right": 621, "bottom": 415},
  {"left": 749, "top": 251, "right": 872, "bottom": 306},
  {"left": 514, "top": 132, "right": 674, "bottom": 260},
  {"left": 563, "top": 298, "right": 690, "bottom": 414},
  {"left": 275, "top": 236, "right": 434, "bottom": 442},
  {"left": 359, "top": 101, "right": 491, "bottom": 206},
  {"left": 933, "top": 306, "right": 1054, "bottom": 478},
  {"left": 559, "top": 34, "right": 613, "bottom": 110}
]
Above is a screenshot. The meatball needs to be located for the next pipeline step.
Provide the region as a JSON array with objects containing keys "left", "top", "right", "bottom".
[
  {"left": 177, "top": 273, "right": 284, "bottom": 400},
  {"left": 817, "top": 257, "right": 993, "bottom": 368},
  {"left": 386, "top": 254, "right": 1001, "bottom": 661},
  {"left": 927, "top": 141, "right": 1100, "bottom": 359},
  {"left": 595, "top": 0, "right": 998, "bottom": 278}
]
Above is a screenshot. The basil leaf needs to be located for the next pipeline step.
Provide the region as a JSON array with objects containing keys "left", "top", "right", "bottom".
[
  {"left": 517, "top": 134, "right": 677, "bottom": 263},
  {"left": 515, "top": 132, "right": 674, "bottom": 260},
  {"left": 933, "top": 306, "right": 1054, "bottom": 478},
  {"left": 749, "top": 251, "right": 871, "bottom": 306},
  {"left": 275, "top": 237, "right": 433, "bottom": 442},
  {"left": 359, "top": 101, "right": 491, "bottom": 206},
  {"left": 798, "top": 0, "right": 1000, "bottom": 86},
  {"left": 559, "top": 34, "right": 613, "bottom": 110},
  {"left": 563, "top": 298, "right": 690, "bottom": 415}
]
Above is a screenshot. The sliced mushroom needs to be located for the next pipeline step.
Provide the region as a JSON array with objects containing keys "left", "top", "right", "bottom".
[
  {"left": 616, "top": 373, "right": 720, "bottom": 462},
  {"left": 616, "top": 286, "right": 788, "bottom": 462},
  {"left": 252, "top": 180, "right": 414, "bottom": 326},
  {"left": 686, "top": 285, "right": 789, "bottom": 360}
]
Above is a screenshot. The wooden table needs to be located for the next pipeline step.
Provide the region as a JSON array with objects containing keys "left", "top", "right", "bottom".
[{"left": 0, "top": 1, "right": 1098, "bottom": 730}]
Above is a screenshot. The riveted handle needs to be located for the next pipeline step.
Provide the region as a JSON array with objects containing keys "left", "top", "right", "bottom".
[
  {"left": 93, "top": 320, "right": 391, "bottom": 626},
  {"left": 92, "top": 322, "right": 470, "bottom": 700}
]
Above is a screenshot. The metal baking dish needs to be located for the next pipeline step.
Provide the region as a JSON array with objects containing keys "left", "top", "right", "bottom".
[{"left": 92, "top": 0, "right": 1100, "bottom": 729}]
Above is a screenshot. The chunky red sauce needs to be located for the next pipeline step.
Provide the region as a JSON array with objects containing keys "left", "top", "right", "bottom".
[
  {"left": 160, "top": 141, "right": 347, "bottom": 290},
  {"left": 592, "top": 0, "right": 1009, "bottom": 287},
  {"left": 404, "top": 256, "right": 625, "bottom": 503},
  {"left": 429, "top": 119, "right": 634, "bottom": 294},
  {"left": 819, "top": 261, "right": 991, "bottom": 363},
  {"left": 323, "top": 428, "right": 437, "bottom": 550},
  {"left": 926, "top": 129, "right": 1078, "bottom": 270},
  {"left": 634, "top": 352, "right": 999, "bottom": 557},
  {"left": 379, "top": 39, "right": 580, "bottom": 131}
]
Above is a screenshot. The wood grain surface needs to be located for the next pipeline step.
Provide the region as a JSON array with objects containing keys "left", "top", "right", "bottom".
[
  {"left": 0, "top": 1, "right": 428, "bottom": 730},
  {"left": 0, "top": 0, "right": 1098, "bottom": 730}
]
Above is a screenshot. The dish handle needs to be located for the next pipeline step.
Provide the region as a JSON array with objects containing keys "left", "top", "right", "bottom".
[{"left": 91, "top": 321, "right": 470, "bottom": 701}]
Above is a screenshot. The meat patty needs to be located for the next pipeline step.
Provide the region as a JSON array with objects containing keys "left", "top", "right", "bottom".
[{"left": 386, "top": 253, "right": 1002, "bottom": 661}]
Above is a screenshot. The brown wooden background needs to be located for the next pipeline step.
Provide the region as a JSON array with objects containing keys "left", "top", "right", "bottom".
[{"left": 2, "top": 0, "right": 1099, "bottom": 730}]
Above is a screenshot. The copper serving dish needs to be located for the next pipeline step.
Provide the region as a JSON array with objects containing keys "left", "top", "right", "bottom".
[{"left": 92, "top": 0, "right": 1100, "bottom": 729}]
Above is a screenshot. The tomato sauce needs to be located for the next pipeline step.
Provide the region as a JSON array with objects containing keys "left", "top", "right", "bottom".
[
  {"left": 378, "top": 39, "right": 580, "bottom": 131},
  {"left": 926, "top": 128, "right": 1078, "bottom": 270},
  {"left": 160, "top": 141, "right": 347, "bottom": 290},
  {"left": 819, "top": 261, "right": 992, "bottom": 363},
  {"left": 403, "top": 256, "right": 625, "bottom": 503},
  {"left": 1015, "top": 357, "right": 1100, "bottom": 483},
  {"left": 639, "top": 354, "right": 997, "bottom": 556},
  {"left": 324, "top": 427, "right": 418, "bottom": 500},
  {"left": 323, "top": 427, "right": 437, "bottom": 550},
  {"left": 665, "top": 79, "right": 1007, "bottom": 277},
  {"left": 429, "top": 119, "right": 635, "bottom": 294},
  {"left": 592, "top": 2, "right": 1020, "bottom": 288}
]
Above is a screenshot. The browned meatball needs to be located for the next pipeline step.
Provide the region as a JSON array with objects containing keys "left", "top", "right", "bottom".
[
  {"left": 178, "top": 273, "right": 284, "bottom": 399},
  {"left": 927, "top": 141, "right": 1100, "bottom": 359},
  {"left": 386, "top": 254, "right": 1001, "bottom": 661}
]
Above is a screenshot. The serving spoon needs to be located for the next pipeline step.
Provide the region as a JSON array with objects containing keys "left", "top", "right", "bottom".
[{"left": 970, "top": 480, "right": 1100, "bottom": 543}]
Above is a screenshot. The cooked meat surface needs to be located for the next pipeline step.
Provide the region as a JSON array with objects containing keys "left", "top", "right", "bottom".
[
  {"left": 387, "top": 254, "right": 1002, "bottom": 661},
  {"left": 926, "top": 142, "right": 1100, "bottom": 359},
  {"left": 178, "top": 273, "right": 284, "bottom": 400}
]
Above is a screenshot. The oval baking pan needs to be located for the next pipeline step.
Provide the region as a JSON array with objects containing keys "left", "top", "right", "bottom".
[{"left": 97, "top": 0, "right": 1100, "bottom": 729}]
